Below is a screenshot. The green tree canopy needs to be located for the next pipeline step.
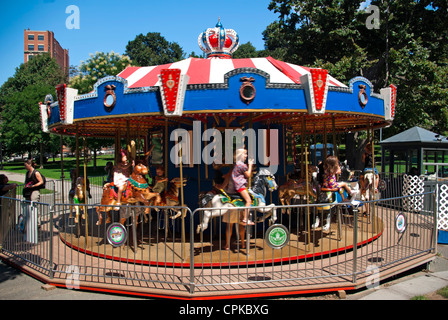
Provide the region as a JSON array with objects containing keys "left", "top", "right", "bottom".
[
  {"left": 264, "top": 0, "right": 448, "bottom": 137},
  {"left": 69, "top": 51, "right": 132, "bottom": 95},
  {"left": 0, "top": 54, "right": 67, "bottom": 162},
  {"left": 0, "top": 53, "right": 66, "bottom": 109},
  {"left": 125, "top": 32, "right": 185, "bottom": 66}
]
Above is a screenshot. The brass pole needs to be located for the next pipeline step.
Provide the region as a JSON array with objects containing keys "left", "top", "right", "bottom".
[
  {"left": 179, "top": 142, "right": 185, "bottom": 261},
  {"left": 60, "top": 135, "right": 65, "bottom": 205},
  {"left": 83, "top": 137, "right": 89, "bottom": 247}
]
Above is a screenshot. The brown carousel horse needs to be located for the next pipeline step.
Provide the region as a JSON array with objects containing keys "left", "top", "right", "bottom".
[
  {"left": 278, "top": 165, "right": 318, "bottom": 213},
  {"left": 68, "top": 167, "right": 92, "bottom": 223},
  {"left": 69, "top": 177, "right": 88, "bottom": 224},
  {"left": 153, "top": 177, "right": 188, "bottom": 222},
  {"left": 96, "top": 162, "right": 159, "bottom": 225}
]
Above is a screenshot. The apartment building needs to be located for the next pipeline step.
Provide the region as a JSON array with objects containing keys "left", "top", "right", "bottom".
[{"left": 24, "top": 29, "right": 69, "bottom": 75}]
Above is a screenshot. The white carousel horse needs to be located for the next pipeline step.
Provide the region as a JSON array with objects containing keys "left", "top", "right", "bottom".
[
  {"left": 196, "top": 168, "right": 278, "bottom": 234},
  {"left": 361, "top": 169, "right": 384, "bottom": 201}
]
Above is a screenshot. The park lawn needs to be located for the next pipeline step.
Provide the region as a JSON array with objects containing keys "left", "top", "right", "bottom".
[{"left": 2, "top": 155, "right": 114, "bottom": 180}]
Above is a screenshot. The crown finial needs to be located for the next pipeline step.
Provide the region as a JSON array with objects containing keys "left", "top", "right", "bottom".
[{"left": 198, "top": 19, "right": 239, "bottom": 59}]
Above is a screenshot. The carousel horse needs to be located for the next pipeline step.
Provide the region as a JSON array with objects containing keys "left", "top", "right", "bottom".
[
  {"left": 313, "top": 161, "right": 356, "bottom": 231},
  {"left": 96, "top": 162, "right": 159, "bottom": 226},
  {"left": 150, "top": 177, "right": 188, "bottom": 221},
  {"left": 278, "top": 165, "right": 318, "bottom": 213},
  {"left": 70, "top": 177, "right": 88, "bottom": 224},
  {"left": 196, "top": 168, "right": 278, "bottom": 234},
  {"left": 360, "top": 170, "right": 383, "bottom": 201}
]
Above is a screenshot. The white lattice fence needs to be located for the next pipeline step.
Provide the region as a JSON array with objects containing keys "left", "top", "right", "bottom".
[
  {"left": 402, "top": 174, "right": 425, "bottom": 213},
  {"left": 438, "top": 184, "right": 448, "bottom": 231}
]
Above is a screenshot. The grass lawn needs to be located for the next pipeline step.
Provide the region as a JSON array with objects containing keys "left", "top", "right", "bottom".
[{"left": 2, "top": 155, "right": 114, "bottom": 180}]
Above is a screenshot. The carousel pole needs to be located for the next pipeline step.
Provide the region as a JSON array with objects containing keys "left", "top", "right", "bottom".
[
  {"left": 165, "top": 119, "right": 168, "bottom": 177},
  {"left": 304, "top": 125, "right": 311, "bottom": 251},
  {"left": 76, "top": 125, "right": 80, "bottom": 178},
  {"left": 60, "top": 135, "right": 65, "bottom": 205},
  {"left": 313, "top": 123, "right": 317, "bottom": 166},
  {"left": 324, "top": 122, "right": 328, "bottom": 163},
  {"left": 301, "top": 118, "right": 305, "bottom": 177},
  {"left": 179, "top": 141, "right": 186, "bottom": 261},
  {"left": 332, "top": 115, "right": 338, "bottom": 158},
  {"left": 370, "top": 123, "right": 377, "bottom": 233},
  {"left": 204, "top": 122, "right": 208, "bottom": 180},
  {"left": 83, "top": 137, "right": 89, "bottom": 247}
]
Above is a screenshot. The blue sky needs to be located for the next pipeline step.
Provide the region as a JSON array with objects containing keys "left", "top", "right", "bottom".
[{"left": 0, "top": 0, "right": 278, "bottom": 87}]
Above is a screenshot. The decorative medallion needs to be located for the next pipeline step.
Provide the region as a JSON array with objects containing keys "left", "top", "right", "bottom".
[
  {"left": 265, "top": 224, "right": 290, "bottom": 249},
  {"left": 107, "top": 223, "right": 127, "bottom": 247},
  {"left": 104, "top": 84, "right": 117, "bottom": 110},
  {"left": 240, "top": 76, "right": 256, "bottom": 104},
  {"left": 358, "top": 84, "right": 368, "bottom": 108},
  {"left": 395, "top": 213, "right": 406, "bottom": 234}
]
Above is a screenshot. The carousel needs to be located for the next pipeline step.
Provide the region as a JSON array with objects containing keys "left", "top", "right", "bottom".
[{"left": 40, "top": 20, "right": 398, "bottom": 270}]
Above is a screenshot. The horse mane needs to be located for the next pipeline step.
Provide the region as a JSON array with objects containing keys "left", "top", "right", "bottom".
[{"left": 251, "top": 169, "right": 270, "bottom": 197}]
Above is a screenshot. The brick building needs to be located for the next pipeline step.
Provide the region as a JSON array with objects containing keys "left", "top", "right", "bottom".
[{"left": 24, "top": 29, "right": 69, "bottom": 75}]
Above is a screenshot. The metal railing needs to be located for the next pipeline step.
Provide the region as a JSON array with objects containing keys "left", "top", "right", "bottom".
[{"left": 0, "top": 175, "right": 439, "bottom": 297}]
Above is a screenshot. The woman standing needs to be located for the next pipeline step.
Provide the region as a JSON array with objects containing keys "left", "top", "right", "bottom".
[{"left": 23, "top": 159, "right": 44, "bottom": 202}]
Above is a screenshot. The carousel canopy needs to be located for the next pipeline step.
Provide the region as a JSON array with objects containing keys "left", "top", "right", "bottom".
[
  {"left": 117, "top": 56, "right": 347, "bottom": 89},
  {"left": 41, "top": 19, "right": 396, "bottom": 138}
]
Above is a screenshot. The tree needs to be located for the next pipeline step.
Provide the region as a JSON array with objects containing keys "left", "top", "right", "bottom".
[
  {"left": 0, "top": 54, "right": 67, "bottom": 165},
  {"left": 69, "top": 51, "right": 132, "bottom": 94},
  {"left": 125, "top": 32, "right": 185, "bottom": 66},
  {"left": 0, "top": 53, "right": 66, "bottom": 110},
  {"left": 264, "top": 0, "right": 448, "bottom": 140},
  {"left": 233, "top": 42, "right": 267, "bottom": 59},
  {"left": 1, "top": 84, "right": 55, "bottom": 159}
]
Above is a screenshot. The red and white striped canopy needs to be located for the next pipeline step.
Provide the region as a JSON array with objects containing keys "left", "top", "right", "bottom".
[{"left": 118, "top": 57, "right": 347, "bottom": 89}]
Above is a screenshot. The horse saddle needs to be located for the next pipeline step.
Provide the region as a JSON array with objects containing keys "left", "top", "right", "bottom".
[
  {"left": 108, "top": 181, "right": 132, "bottom": 200},
  {"left": 218, "top": 189, "right": 259, "bottom": 207}
]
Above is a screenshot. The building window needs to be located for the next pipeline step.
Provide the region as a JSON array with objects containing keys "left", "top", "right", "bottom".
[
  {"left": 28, "top": 45, "right": 34, "bottom": 51},
  {"left": 28, "top": 35, "right": 34, "bottom": 41},
  {"left": 38, "top": 45, "right": 45, "bottom": 51},
  {"left": 38, "top": 35, "right": 44, "bottom": 41}
]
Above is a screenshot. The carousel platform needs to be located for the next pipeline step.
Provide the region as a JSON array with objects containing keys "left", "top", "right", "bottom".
[
  {"left": 57, "top": 206, "right": 383, "bottom": 268},
  {"left": 0, "top": 203, "right": 436, "bottom": 300}
]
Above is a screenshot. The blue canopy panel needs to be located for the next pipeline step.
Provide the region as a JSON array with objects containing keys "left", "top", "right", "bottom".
[{"left": 41, "top": 62, "right": 395, "bottom": 137}]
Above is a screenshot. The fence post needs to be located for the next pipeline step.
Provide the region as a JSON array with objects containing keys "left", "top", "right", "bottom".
[
  {"left": 433, "top": 186, "right": 438, "bottom": 254},
  {"left": 189, "top": 208, "right": 196, "bottom": 294},
  {"left": 352, "top": 205, "right": 359, "bottom": 284},
  {"left": 49, "top": 204, "right": 54, "bottom": 279}
]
